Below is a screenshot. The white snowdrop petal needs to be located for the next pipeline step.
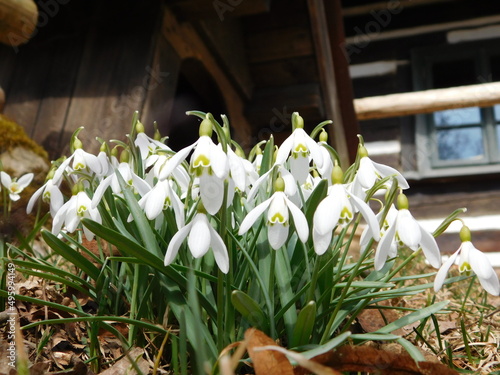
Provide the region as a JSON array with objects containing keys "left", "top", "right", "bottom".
[
  {"left": 418, "top": 225, "right": 441, "bottom": 268},
  {"left": 375, "top": 218, "right": 397, "bottom": 271},
  {"left": 239, "top": 198, "right": 272, "bottom": 235},
  {"left": 268, "top": 223, "right": 288, "bottom": 250},
  {"left": 165, "top": 223, "right": 192, "bottom": 265},
  {"left": 434, "top": 250, "right": 459, "bottom": 292},
  {"left": 188, "top": 215, "right": 211, "bottom": 258}
]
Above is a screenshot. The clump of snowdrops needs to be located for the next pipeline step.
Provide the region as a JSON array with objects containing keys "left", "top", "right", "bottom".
[{"left": 5, "top": 111, "right": 500, "bottom": 373}]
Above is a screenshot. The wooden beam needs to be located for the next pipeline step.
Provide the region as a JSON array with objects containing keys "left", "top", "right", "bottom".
[
  {"left": 169, "top": 0, "right": 270, "bottom": 20},
  {"left": 161, "top": 6, "right": 252, "bottom": 146},
  {"left": 342, "top": 0, "right": 455, "bottom": 17},
  {"left": 308, "top": 0, "right": 360, "bottom": 165},
  {"left": 354, "top": 82, "right": 500, "bottom": 120}
]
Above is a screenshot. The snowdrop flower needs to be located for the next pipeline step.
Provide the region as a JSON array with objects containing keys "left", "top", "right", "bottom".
[
  {"left": 246, "top": 164, "right": 296, "bottom": 203},
  {"left": 434, "top": 225, "right": 499, "bottom": 296},
  {"left": 131, "top": 178, "right": 185, "bottom": 229},
  {"left": 375, "top": 194, "right": 441, "bottom": 270},
  {"left": 52, "top": 186, "right": 101, "bottom": 241},
  {"left": 275, "top": 112, "right": 323, "bottom": 184},
  {"left": 26, "top": 170, "right": 64, "bottom": 217},
  {"left": 359, "top": 204, "right": 398, "bottom": 256},
  {"left": 91, "top": 161, "right": 150, "bottom": 208},
  {"left": 312, "top": 165, "right": 380, "bottom": 255},
  {"left": 53, "top": 135, "right": 102, "bottom": 182},
  {"left": 351, "top": 145, "right": 409, "bottom": 200},
  {"left": 157, "top": 118, "right": 228, "bottom": 215},
  {"left": 164, "top": 205, "right": 229, "bottom": 274},
  {"left": 239, "top": 177, "right": 309, "bottom": 250},
  {"left": 1, "top": 171, "right": 34, "bottom": 201}
]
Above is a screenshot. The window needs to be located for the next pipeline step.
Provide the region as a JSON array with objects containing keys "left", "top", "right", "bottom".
[{"left": 411, "top": 42, "right": 500, "bottom": 177}]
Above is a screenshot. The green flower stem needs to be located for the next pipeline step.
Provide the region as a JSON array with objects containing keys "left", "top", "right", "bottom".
[
  {"left": 383, "top": 249, "right": 421, "bottom": 283},
  {"left": 128, "top": 262, "right": 140, "bottom": 346},
  {"left": 320, "top": 228, "right": 372, "bottom": 344},
  {"left": 217, "top": 180, "right": 230, "bottom": 351}
]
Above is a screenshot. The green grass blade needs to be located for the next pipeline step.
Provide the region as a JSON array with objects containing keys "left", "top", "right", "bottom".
[{"left": 41, "top": 230, "right": 100, "bottom": 281}]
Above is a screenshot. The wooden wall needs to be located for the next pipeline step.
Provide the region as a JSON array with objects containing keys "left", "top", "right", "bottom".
[
  {"left": 0, "top": 0, "right": 180, "bottom": 159},
  {"left": 342, "top": 0, "right": 500, "bottom": 253}
]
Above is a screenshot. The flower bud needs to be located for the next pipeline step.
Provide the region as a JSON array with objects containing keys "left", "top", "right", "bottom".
[
  {"left": 135, "top": 120, "right": 145, "bottom": 134},
  {"left": 319, "top": 129, "right": 328, "bottom": 143},
  {"left": 331, "top": 164, "right": 343, "bottom": 184},
  {"left": 199, "top": 118, "right": 213, "bottom": 137},
  {"left": 397, "top": 193, "right": 409, "bottom": 210},
  {"left": 459, "top": 225, "right": 472, "bottom": 242},
  {"left": 274, "top": 176, "right": 285, "bottom": 192},
  {"left": 292, "top": 112, "right": 304, "bottom": 130}
]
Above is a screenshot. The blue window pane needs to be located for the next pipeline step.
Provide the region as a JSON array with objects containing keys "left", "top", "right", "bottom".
[
  {"left": 433, "top": 107, "right": 481, "bottom": 127},
  {"left": 437, "top": 127, "right": 484, "bottom": 161},
  {"left": 495, "top": 105, "right": 500, "bottom": 121},
  {"left": 497, "top": 124, "right": 500, "bottom": 149}
]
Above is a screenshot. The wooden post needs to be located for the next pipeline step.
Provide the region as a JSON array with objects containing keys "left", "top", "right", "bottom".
[
  {"left": 308, "top": 0, "right": 361, "bottom": 165},
  {"left": 355, "top": 82, "right": 500, "bottom": 120}
]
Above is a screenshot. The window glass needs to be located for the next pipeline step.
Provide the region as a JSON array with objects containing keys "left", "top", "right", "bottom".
[
  {"left": 437, "top": 127, "right": 484, "bottom": 161},
  {"left": 434, "top": 107, "right": 481, "bottom": 127},
  {"left": 497, "top": 124, "right": 500, "bottom": 149}
]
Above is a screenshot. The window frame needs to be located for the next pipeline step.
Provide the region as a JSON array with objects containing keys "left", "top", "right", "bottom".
[{"left": 411, "top": 41, "right": 500, "bottom": 178}]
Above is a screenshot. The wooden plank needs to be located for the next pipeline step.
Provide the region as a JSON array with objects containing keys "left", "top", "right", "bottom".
[
  {"left": 0, "top": 44, "right": 17, "bottom": 97},
  {"left": 161, "top": 6, "right": 252, "bottom": 147},
  {"left": 2, "top": 41, "right": 54, "bottom": 137},
  {"left": 168, "top": 0, "right": 270, "bottom": 20},
  {"left": 246, "top": 26, "right": 314, "bottom": 63},
  {"left": 354, "top": 82, "right": 500, "bottom": 120},
  {"left": 62, "top": 2, "right": 162, "bottom": 154},
  {"left": 249, "top": 56, "right": 319, "bottom": 88},
  {"left": 0, "top": 85, "right": 3, "bottom": 112},
  {"left": 141, "top": 32, "right": 181, "bottom": 136},
  {"left": 196, "top": 18, "right": 253, "bottom": 99},
  {"left": 30, "top": 33, "right": 86, "bottom": 159},
  {"left": 308, "top": 0, "right": 360, "bottom": 165}
]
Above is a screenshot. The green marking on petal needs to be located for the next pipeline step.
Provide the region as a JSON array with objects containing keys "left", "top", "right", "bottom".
[
  {"left": 193, "top": 154, "right": 211, "bottom": 168},
  {"left": 292, "top": 143, "right": 308, "bottom": 158},
  {"left": 459, "top": 262, "right": 472, "bottom": 273},
  {"left": 73, "top": 162, "right": 85, "bottom": 170},
  {"left": 77, "top": 205, "right": 87, "bottom": 216},
  {"left": 269, "top": 212, "right": 286, "bottom": 224}
]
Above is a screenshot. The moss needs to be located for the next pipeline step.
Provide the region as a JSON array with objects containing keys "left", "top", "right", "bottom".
[{"left": 0, "top": 114, "right": 49, "bottom": 160}]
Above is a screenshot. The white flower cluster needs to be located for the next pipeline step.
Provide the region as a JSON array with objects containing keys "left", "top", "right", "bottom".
[{"left": 27, "top": 112, "right": 499, "bottom": 295}]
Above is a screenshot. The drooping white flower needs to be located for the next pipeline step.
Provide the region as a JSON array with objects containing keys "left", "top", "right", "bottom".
[
  {"left": 156, "top": 119, "right": 228, "bottom": 215},
  {"left": 351, "top": 145, "right": 409, "bottom": 200},
  {"left": 164, "top": 210, "right": 229, "bottom": 274},
  {"left": 26, "top": 177, "right": 64, "bottom": 217},
  {"left": 91, "top": 162, "right": 150, "bottom": 208},
  {"left": 52, "top": 189, "right": 101, "bottom": 241},
  {"left": 275, "top": 112, "right": 323, "bottom": 184},
  {"left": 312, "top": 166, "right": 380, "bottom": 255},
  {"left": 239, "top": 177, "right": 309, "bottom": 250},
  {"left": 375, "top": 194, "right": 441, "bottom": 270},
  {"left": 359, "top": 204, "right": 398, "bottom": 256},
  {"left": 0, "top": 172, "right": 34, "bottom": 201},
  {"left": 434, "top": 225, "right": 499, "bottom": 296},
  {"left": 131, "top": 178, "right": 185, "bottom": 229}
]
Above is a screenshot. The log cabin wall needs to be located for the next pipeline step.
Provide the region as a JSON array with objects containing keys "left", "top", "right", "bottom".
[{"left": 343, "top": 0, "right": 500, "bottom": 253}]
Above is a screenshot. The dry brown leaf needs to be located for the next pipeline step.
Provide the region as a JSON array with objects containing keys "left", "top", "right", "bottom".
[
  {"left": 294, "top": 345, "right": 460, "bottom": 375},
  {"left": 255, "top": 345, "right": 342, "bottom": 375},
  {"left": 245, "top": 328, "right": 294, "bottom": 375},
  {"left": 357, "top": 300, "right": 404, "bottom": 336},
  {"left": 99, "top": 347, "right": 149, "bottom": 375}
]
